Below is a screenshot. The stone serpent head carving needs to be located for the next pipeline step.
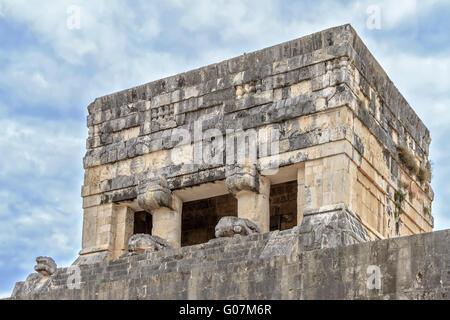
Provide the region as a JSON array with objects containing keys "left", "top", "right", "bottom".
[
  {"left": 34, "top": 256, "right": 57, "bottom": 277},
  {"left": 128, "top": 233, "right": 172, "bottom": 253},
  {"left": 215, "top": 216, "right": 261, "bottom": 238}
]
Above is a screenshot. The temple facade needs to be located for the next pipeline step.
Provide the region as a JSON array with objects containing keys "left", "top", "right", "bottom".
[{"left": 77, "top": 24, "right": 433, "bottom": 264}]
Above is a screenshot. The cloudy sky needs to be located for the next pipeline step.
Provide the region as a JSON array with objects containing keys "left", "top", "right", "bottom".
[{"left": 0, "top": 0, "right": 449, "bottom": 297}]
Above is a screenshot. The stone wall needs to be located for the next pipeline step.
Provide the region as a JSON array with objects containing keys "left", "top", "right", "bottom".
[
  {"left": 78, "top": 24, "right": 433, "bottom": 262},
  {"left": 10, "top": 222, "right": 450, "bottom": 300}
]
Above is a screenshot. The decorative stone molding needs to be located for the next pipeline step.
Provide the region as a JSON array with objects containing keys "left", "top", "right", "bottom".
[
  {"left": 235, "top": 79, "right": 264, "bottom": 99},
  {"left": 325, "top": 56, "right": 350, "bottom": 74},
  {"left": 215, "top": 216, "right": 261, "bottom": 238},
  {"left": 151, "top": 104, "right": 176, "bottom": 131},
  {"left": 137, "top": 176, "right": 175, "bottom": 211},
  {"left": 127, "top": 233, "right": 172, "bottom": 253},
  {"left": 225, "top": 164, "right": 260, "bottom": 195},
  {"left": 34, "top": 256, "right": 57, "bottom": 276}
]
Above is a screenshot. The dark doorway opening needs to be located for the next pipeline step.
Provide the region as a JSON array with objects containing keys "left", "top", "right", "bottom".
[
  {"left": 134, "top": 211, "right": 152, "bottom": 235},
  {"left": 270, "top": 181, "right": 297, "bottom": 231},
  {"left": 181, "top": 194, "right": 237, "bottom": 247}
]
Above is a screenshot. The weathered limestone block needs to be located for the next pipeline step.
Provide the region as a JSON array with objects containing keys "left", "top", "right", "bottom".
[
  {"left": 214, "top": 216, "right": 261, "bottom": 238},
  {"left": 151, "top": 205, "right": 182, "bottom": 248},
  {"left": 259, "top": 227, "right": 300, "bottom": 258},
  {"left": 72, "top": 250, "right": 108, "bottom": 266},
  {"left": 226, "top": 165, "right": 271, "bottom": 232},
  {"left": 34, "top": 256, "right": 57, "bottom": 276},
  {"left": 127, "top": 233, "right": 172, "bottom": 253},
  {"left": 234, "top": 184, "right": 270, "bottom": 233},
  {"left": 137, "top": 175, "right": 182, "bottom": 248},
  {"left": 298, "top": 204, "right": 371, "bottom": 251}
]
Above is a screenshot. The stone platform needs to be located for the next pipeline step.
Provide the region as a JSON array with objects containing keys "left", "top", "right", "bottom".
[{"left": 10, "top": 210, "right": 449, "bottom": 300}]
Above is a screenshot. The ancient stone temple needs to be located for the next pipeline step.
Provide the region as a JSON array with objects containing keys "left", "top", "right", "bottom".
[{"left": 11, "top": 25, "right": 447, "bottom": 300}]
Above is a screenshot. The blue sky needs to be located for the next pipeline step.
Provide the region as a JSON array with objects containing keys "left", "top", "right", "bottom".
[{"left": 0, "top": 0, "right": 449, "bottom": 297}]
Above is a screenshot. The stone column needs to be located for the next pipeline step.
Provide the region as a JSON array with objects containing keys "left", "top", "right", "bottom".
[
  {"left": 226, "top": 165, "right": 271, "bottom": 232},
  {"left": 297, "top": 164, "right": 305, "bottom": 227},
  {"left": 113, "top": 206, "right": 135, "bottom": 259},
  {"left": 138, "top": 176, "right": 182, "bottom": 248},
  {"left": 77, "top": 202, "right": 118, "bottom": 264}
]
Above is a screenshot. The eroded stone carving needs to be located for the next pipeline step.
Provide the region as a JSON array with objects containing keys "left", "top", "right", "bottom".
[
  {"left": 128, "top": 233, "right": 172, "bottom": 253},
  {"left": 137, "top": 176, "right": 174, "bottom": 211},
  {"left": 235, "top": 79, "right": 263, "bottom": 98},
  {"left": 151, "top": 104, "right": 176, "bottom": 130},
  {"left": 34, "top": 256, "right": 57, "bottom": 276},
  {"left": 215, "top": 216, "right": 261, "bottom": 238},
  {"left": 225, "top": 164, "right": 260, "bottom": 195},
  {"left": 11, "top": 256, "right": 58, "bottom": 298}
]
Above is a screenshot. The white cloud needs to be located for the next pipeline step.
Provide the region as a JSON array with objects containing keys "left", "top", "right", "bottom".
[
  {"left": 0, "top": 114, "right": 84, "bottom": 178},
  {"left": 381, "top": 0, "right": 445, "bottom": 29},
  {"left": 0, "top": 1, "right": 171, "bottom": 108},
  {"left": 0, "top": 0, "right": 448, "bottom": 107},
  {"left": 377, "top": 0, "right": 419, "bottom": 29},
  {"left": 0, "top": 113, "right": 84, "bottom": 275}
]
